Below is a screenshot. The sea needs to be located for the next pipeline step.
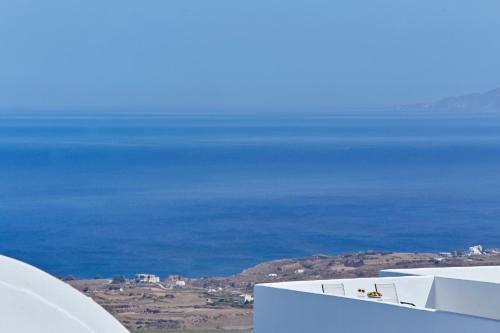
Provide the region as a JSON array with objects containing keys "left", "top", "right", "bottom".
[{"left": 1, "top": 111, "right": 500, "bottom": 278}]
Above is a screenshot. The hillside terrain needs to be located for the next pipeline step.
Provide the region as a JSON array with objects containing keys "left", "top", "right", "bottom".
[{"left": 69, "top": 249, "right": 500, "bottom": 332}]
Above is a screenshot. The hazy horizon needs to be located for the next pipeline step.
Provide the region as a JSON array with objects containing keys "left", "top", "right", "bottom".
[{"left": 1, "top": 0, "right": 500, "bottom": 112}]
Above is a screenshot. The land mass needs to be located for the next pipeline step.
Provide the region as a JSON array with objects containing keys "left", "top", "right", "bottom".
[
  {"left": 404, "top": 87, "right": 500, "bottom": 111},
  {"left": 68, "top": 248, "right": 500, "bottom": 333}
]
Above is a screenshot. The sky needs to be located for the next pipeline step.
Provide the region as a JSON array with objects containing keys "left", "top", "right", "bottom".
[{"left": 1, "top": 0, "right": 500, "bottom": 112}]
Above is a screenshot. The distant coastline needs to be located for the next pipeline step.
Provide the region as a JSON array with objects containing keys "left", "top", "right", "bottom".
[
  {"left": 68, "top": 247, "right": 500, "bottom": 332},
  {"left": 402, "top": 87, "right": 500, "bottom": 112}
]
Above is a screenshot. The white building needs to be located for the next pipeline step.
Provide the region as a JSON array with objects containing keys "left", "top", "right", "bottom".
[
  {"left": 0, "top": 255, "right": 129, "bottom": 333},
  {"left": 254, "top": 265, "right": 500, "bottom": 333},
  {"left": 135, "top": 273, "right": 160, "bottom": 284},
  {"left": 468, "top": 245, "right": 484, "bottom": 256},
  {"left": 243, "top": 293, "right": 254, "bottom": 304},
  {"left": 175, "top": 280, "right": 186, "bottom": 287}
]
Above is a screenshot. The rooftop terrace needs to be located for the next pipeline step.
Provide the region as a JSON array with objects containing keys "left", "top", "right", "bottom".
[{"left": 254, "top": 266, "right": 500, "bottom": 333}]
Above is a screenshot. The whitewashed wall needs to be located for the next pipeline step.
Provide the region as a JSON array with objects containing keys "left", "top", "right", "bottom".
[
  {"left": 380, "top": 266, "right": 500, "bottom": 320},
  {"left": 0, "top": 255, "right": 129, "bottom": 333},
  {"left": 254, "top": 284, "right": 500, "bottom": 333},
  {"left": 380, "top": 266, "right": 500, "bottom": 283},
  {"left": 433, "top": 277, "right": 500, "bottom": 320},
  {"left": 261, "top": 276, "right": 435, "bottom": 307}
]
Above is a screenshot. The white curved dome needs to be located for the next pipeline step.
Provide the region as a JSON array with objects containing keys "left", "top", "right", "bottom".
[{"left": 0, "top": 255, "right": 129, "bottom": 333}]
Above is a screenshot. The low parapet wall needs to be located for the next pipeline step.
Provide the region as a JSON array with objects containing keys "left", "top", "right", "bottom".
[
  {"left": 254, "top": 283, "right": 500, "bottom": 333},
  {"left": 380, "top": 266, "right": 500, "bottom": 321},
  {"left": 432, "top": 277, "right": 500, "bottom": 320}
]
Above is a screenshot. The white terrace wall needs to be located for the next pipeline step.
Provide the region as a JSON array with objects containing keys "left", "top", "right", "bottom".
[
  {"left": 432, "top": 277, "right": 500, "bottom": 320},
  {"left": 260, "top": 276, "right": 434, "bottom": 307},
  {"left": 380, "top": 266, "right": 500, "bottom": 320},
  {"left": 254, "top": 285, "right": 500, "bottom": 333},
  {"left": 380, "top": 266, "right": 500, "bottom": 283}
]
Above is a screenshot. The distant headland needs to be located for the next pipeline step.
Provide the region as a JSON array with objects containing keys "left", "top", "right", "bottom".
[{"left": 403, "top": 87, "right": 500, "bottom": 112}]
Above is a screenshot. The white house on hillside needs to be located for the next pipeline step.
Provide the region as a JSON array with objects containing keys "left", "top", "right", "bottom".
[
  {"left": 254, "top": 265, "right": 500, "bottom": 333},
  {"left": 0, "top": 255, "right": 129, "bottom": 333},
  {"left": 135, "top": 273, "right": 160, "bottom": 284}
]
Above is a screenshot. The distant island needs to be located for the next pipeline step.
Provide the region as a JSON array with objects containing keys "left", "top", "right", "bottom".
[{"left": 404, "top": 87, "right": 500, "bottom": 112}]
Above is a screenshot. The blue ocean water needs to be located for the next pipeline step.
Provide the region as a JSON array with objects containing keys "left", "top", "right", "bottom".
[{"left": 1, "top": 112, "right": 500, "bottom": 278}]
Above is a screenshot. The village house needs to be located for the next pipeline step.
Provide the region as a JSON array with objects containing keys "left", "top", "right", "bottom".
[{"left": 135, "top": 274, "right": 160, "bottom": 284}]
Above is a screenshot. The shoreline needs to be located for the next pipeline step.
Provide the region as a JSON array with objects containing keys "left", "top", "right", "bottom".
[{"left": 67, "top": 247, "right": 500, "bottom": 332}]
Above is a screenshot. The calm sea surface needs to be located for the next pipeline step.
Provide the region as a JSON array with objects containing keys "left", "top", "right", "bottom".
[{"left": 1, "top": 112, "right": 500, "bottom": 277}]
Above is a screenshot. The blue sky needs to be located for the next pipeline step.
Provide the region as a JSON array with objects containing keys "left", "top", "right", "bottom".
[{"left": 1, "top": 0, "right": 500, "bottom": 112}]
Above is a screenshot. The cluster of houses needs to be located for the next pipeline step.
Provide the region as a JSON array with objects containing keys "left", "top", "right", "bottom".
[
  {"left": 133, "top": 273, "right": 186, "bottom": 288},
  {"left": 467, "top": 245, "right": 485, "bottom": 255},
  {"left": 436, "top": 244, "right": 498, "bottom": 261},
  {"left": 135, "top": 274, "right": 160, "bottom": 284}
]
